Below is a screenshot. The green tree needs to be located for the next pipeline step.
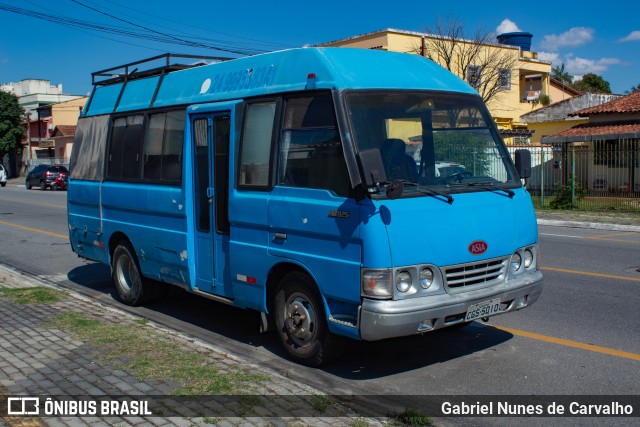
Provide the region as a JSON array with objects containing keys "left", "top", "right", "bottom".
[
  {"left": 571, "top": 73, "right": 612, "bottom": 93},
  {"left": 551, "top": 63, "right": 573, "bottom": 85},
  {"left": 0, "top": 91, "right": 24, "bottom": 159}
]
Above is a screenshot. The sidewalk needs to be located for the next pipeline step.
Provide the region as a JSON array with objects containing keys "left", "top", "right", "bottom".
[
  {"left": 0, "top": 265, "right": 388, "bottom": 427},
  {"left": 535, "top": 209, "right": 640, "bottom": 232}
]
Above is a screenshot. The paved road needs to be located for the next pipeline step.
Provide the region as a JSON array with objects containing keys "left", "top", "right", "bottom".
[{"left": 1, "top": 184, "right": 639, "bottom": 425}]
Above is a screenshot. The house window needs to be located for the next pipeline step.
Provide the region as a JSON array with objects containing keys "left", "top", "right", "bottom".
[
  {"left": 467, "top": 65, "right": 482, "bottom": 89},
  {"left": 498, "top": 69, "right": 511, "bottom": 89}
]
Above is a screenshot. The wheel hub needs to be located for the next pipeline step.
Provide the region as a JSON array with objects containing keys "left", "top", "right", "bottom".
[{"left": 285, "top": 296, "right": 316, "bottom": 343}]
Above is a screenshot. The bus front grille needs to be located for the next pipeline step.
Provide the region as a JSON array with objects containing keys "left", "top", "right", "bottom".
[{"left": 444, "top": 257, "right": 508, "bottom": 292}]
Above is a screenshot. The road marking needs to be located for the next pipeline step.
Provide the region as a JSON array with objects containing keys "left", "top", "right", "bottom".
[
  {"left": 539, "top": 233, "right": 584, "bottom": 239},
  {"left": 0, "top": 197, "right": 66, "bottom": 210},
  {"left": 494, "top": 325, "right": 640, "bottom": 362},
  {"left": 586, "top": 231, "right": 639, "bottom": 239},
  {"left": 540, "top": 231, "right": 640, "bottom": 244},
  {"left": 542, "top": 266, "right": 640, "bottom": 282},
  {"left": 0, "top": 220, "right": 67, "bottom": 239}
]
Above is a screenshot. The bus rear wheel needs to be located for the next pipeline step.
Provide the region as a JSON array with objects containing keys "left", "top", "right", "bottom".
[
  {"left": 274, "top": 272, "right": 345, "bottom": 366},
  {"left": 111, "top": 242, "right": 149, "bottom": 306}
]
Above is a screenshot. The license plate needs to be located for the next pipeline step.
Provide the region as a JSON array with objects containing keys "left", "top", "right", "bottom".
[{"left": 465, "top": 298, "right": 501, "bottom": 321}]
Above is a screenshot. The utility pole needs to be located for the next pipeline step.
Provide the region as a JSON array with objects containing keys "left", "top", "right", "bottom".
[{"left": 26, "top": 110, "right": 32, "bottom": 164}]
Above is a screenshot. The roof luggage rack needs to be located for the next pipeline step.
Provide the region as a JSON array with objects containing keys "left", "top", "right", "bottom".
[
  {"left": 91, "top": 53, "right": 233, "bottom": 86},
  {"left": 85, "top": 53, "right": 235, "bottom": 115}
]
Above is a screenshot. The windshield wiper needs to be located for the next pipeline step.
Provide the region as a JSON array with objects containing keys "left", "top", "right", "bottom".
[
  {"left": 401, "top": 180, "right": 454, "bottom": 204},
  {"left": 466, "top": 181, "right": 515, "bottom": 198},
  {"left": 370, "top": 180, "right": 454, "bottom": 204}
]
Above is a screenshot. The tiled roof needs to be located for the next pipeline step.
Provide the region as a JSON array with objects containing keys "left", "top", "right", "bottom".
[
  {"left": 570, "top": 90, "right": 640, "bottom": 116},
  {"left": 51, "top": 125, "right": 76, "bottom": 137},
  {"left": 550, "top": 77, "right": 581, "bottom": 96},
  {"left": 541, "top": 121, "right": 640, "bottom": 142}
]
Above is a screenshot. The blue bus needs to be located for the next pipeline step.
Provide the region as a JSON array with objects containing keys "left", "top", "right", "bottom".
[{"left": 68, "top": 48, "right": 543, "bottom": 366}]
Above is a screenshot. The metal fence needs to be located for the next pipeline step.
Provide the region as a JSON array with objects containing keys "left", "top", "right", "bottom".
[{"left": 507, "top": 141, "right": 640, "bottom": 211}]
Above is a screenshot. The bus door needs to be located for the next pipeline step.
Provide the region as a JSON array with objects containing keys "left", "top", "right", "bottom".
[{"left": 189, "top": 103, "right": 236, "bottom": 298}]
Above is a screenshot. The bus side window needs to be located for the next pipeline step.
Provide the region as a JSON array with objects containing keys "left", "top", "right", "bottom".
[
  {"left": 141, "top": 110, "right": 185, "bottom": 184},
  {"left": 107, "top": 115, "right": 144, "bottom": 180},
  {"left": 279, "top": 93, "right": 350, "bottom": 197},
  {"left": 239, "top": 102, "right": 276, "bottom": 188}
]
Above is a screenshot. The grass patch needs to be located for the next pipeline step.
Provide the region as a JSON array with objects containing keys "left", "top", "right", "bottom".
[
  {"left": 349, "top": 420, "right": 370, "bottom": 427},
  {"left": 311, "top": 395, "right": 332, "bottom": 413},
  {"left": 50, "top": 311, "right": 269, "bottom": 395},
  {"left": 0, "top": 287, "right": 66, "bottom": 304},
  {"left": 395, "top": 408, "right": 432, "bottom": 426}
]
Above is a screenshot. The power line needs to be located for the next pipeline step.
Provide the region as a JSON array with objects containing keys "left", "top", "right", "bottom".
[
  {"left": 78, "top": 0, "right": 292, "bottom": 50},
  {"left": 69, "top": 0, "right": 247, "bottom": 55},
  {"left": 0, "top": 3, "right": 272, "bottom": 56}
]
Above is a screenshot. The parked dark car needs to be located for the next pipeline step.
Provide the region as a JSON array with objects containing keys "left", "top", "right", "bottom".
[{"left": 25, "top": 165, "right": 70, "bottom": 190}]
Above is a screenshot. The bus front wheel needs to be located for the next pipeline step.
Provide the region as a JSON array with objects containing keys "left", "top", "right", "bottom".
[
  {"left": 274, "top": 272, "right": 345, "bottom": 366},
  {"left": 112, "top": 242, "right": 148, "bottom": 306}
]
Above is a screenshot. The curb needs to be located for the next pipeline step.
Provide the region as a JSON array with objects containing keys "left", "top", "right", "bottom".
[{"left": 537, "top": 219, "right": 640, "bottom": 232}]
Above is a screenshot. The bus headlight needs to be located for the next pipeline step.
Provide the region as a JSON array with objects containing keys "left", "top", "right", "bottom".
[
  {"left": 510, "top": 252, "right": 522, "bottom": 272},
  {"left": 395, "top": 271, "right": 412, "bottom": 293},
  {"left": 419, "top": 267, "right": 434, "bottom": 289},
  {"left": 523, "top": 249, "right": 534, "bottom": 269},
  {"left": 362, "top": 269, "right": 392, "bottom": 299}
]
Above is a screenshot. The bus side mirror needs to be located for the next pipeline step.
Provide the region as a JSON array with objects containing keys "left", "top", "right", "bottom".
[
  {"left": 358, "top": 148, "right": 388, "bottom": 187},
  {"left": 515, "top": 149, "right": 531, "bottom": 179}
]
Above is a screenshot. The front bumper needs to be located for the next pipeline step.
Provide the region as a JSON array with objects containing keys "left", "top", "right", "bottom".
[{"left": 360, "top": 270, "right": 543, "bottom": 341}]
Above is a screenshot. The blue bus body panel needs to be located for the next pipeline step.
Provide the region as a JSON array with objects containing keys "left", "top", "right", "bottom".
[
  {"left": 228, "top": 190, "right": 270, "bottom": 310},
  {"left": 99, "top": 182, "right": 188, "bottom": 286},
  {"left": 361, "top": 189, "right": 538, "bottom": 269},
  {"left": 69, "top": 179, "right": 190, "bottom": 287},
  {"left": 318, "top": 48, "right": 476, "bottom": 93},
  {"left": 267, "top": 187, "right": 362, "bottom": 303},
  {"left": 68, "top": 180, "right": 108, "bottom": 263}
]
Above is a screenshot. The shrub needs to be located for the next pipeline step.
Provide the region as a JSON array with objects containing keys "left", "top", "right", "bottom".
[{"left": 549, "top": 180, "right": 587, "bottom": 209}]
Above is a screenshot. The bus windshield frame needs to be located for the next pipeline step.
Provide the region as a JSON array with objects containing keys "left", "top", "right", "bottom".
[{"left": 344, "top": 90, "right": 521, "bottom": 197}]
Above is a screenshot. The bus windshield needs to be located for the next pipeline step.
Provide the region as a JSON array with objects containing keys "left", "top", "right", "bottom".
[{"left": 345, "top": 91, "right": 519, "bottom": 195}]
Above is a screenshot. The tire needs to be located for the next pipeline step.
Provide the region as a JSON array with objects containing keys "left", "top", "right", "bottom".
[
  {"left": 40, "top": 180, "right": 46, "bottom": 191},
  {"left": 274, "top": 272, "right": 345, "bottom": 366},
  {"left": 0, "top": 182, "right": 5, "bottom": 187},
  {"left": 111, "top": 242, "right": 150, "bottom": 306},
  {"left": 26, "top": 180, "right": 32, "bottom": 190}
]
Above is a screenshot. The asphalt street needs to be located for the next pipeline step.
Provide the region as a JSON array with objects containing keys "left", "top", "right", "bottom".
[{"left": 0, "top": 183, "right": 639, "bottom": 426}]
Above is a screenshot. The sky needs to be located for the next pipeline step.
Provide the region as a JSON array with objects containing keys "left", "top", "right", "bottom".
[{"left": 0, "top": 0, "right": 638, "bottom": 96}]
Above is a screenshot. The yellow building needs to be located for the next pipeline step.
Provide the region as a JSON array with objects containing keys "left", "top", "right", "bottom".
[{"left": 320, "top": 28, "right": 574, "bottom": 144}]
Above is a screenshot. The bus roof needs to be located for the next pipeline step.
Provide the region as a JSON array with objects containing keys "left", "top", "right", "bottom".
[{"left": 82, "top": 47, "right": 477, "bottom": 117}]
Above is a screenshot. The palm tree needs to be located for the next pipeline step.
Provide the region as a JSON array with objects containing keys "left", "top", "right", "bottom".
[
  {"left": 551, "top": 63, "right": 573, "bottom": 85},
  {"left": 625, "top": 84, "right": 640, "bottom": 94}
]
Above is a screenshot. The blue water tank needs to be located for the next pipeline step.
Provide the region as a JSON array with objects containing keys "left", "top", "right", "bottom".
[{"left": 497, "top": 32, "right": 533, "bottom": 51}]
